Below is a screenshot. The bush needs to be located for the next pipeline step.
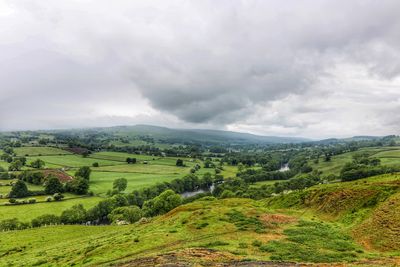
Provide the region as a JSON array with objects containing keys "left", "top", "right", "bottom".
[
  {"left": 28, "top": 198, "right": 36, "bottom": 204},
  {"left": 92, "top": 162, "right": 99, "bottom": 167},
  {"left": 53, "top": 193, "right": 64, "bottom": 201},
  {"left": 44, "top": 176, "right": 64, "bottom": 194},
  {"left": 46, "top": 196, "right": 53, "bottom": 202},
  {"left": 65, "top": 177, "right": 89, "bottom": 195},
  {"left": 9, "top": 198, "right": 16, "bottom": 204},
  {"left": 74, "top": 166, "right": 91, "bottom": 180},
  {"left": 108, "top": 206, "right": 142, "bottom": 224},
  {"left": 0, "top": 218, "right": 29, "bottom": 231},
  {"left": 9, "top": 180, "right": 29, "bottom": 198},
  {"left": 143, "top": 190, "right": 182, "bottom": 217},
  {"left": 60, "top": 204, "right": 87, "bottom": 224},
  {"left": 252, "top": 240, "right": 262, "bottom": 247},
  {"left": 31, "top": 214, "right": 60, "bottom": 227}
]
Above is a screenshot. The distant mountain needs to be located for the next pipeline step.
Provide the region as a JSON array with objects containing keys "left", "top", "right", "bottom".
[
  {"left": 96, "top": 124, "right": 311, "bottom": 145},
  {"left": 315, "top": 135, "right": 386, "bottom": 145}
]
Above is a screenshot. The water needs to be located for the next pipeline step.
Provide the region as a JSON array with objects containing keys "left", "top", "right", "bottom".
[
  {"left": 181, "top": 183, "right": 216, "bottom": 198},
  {"left": 279, "top": 163, "right": 290, "bottom": 172}
]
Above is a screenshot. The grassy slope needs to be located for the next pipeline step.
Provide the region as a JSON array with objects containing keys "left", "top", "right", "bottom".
[
  {"left": 13, "top": 146, "right": 71, "bottom": 156},
  {"left": 0, "top": 198, "right": 369, "bottom": 266},
  {"left": 0, "top": 196, "right": 102, "bottom": 222},
  {"left": 2, "top": 174, "right": 400, "bottom": 266},
  {"left": 310, "top": 146, "right": 400, "bottom": 176},
  {"left": 265, "top": 173, "right": 400, "bottom": 255}
]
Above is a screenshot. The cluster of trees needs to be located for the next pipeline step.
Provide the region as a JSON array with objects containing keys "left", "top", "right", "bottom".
[
  {"left": 14, "top": 166, "right": 92, "bottom": 198},
  {"left": 127, "top": 173, "right": 215, "bottom": 208},
  {"left": 237, "top": 169, "right": 296, "bottom": 183},
  {"left": 340, "top": 153, "right": 400, "bottom": 181},
  {"left": 0, "top": 187, "right": 183, "bottom": 231}
]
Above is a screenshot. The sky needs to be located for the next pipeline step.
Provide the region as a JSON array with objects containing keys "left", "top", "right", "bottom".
[{"left": 1, "top": 0, "right": 400, "bottom": 139}]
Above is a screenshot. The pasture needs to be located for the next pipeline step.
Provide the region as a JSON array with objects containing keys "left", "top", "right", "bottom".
[
  {"left": 0, "top": 196, "right": 102, "bottom": 222},
  {"left": 0, "top": 147, "right": 227, "bottom": 222},
  {"left": 310, "top": 146, "right": 400, "bottom": 176},
  {"left": 13, "top": 146, "right": 71, "bottom": 156}
]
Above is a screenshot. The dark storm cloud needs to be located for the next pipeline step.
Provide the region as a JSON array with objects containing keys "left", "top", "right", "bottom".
[{"left": 1, "top": 0, "right": 400, "bottom": 137}]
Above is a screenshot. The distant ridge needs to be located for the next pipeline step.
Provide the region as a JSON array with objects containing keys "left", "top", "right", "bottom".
[{"left": 88, "top": 124, "right": 311, "bottom": 145}]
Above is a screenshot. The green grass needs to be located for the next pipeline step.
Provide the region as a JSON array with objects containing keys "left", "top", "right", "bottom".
[
  {"left": 0, "top": 196, "right": 102, "bottom": 222},
  {"left": 259, "top": 220, "right": 360, "bottom": 262},
  {"left": 250, "top": 180, "right": 286, "bottom": 188},
  {"left": 310, "top": 147, "right": 400, "bottom": 176},
  {"left": 0, "top": 181, "right": 44, "bottom": 196},
  {"left": 26, "top": 155, "right": 125, "bottom": 168},
  {"left": 0, "top": 198, "right": 383, "bottom": 266},
  {"left": 88, "top": 171, "right": 185, "bottom": 194},
  {"left": 13, "top": 146, "right": 71, "bottom": 156}
]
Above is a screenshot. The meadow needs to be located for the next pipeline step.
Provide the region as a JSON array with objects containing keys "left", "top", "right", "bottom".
[
  {"left": 310, "top": 146, "right": 400, "bottom": 176},
  {"left": 0, "top": 147, "right": 224, "bottom": 222},
  {"left": 0, "top": 194, "right": 393, "bottom": 266}
]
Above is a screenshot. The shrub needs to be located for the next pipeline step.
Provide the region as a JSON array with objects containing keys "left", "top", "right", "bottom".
[
  {"left": 0, "top": 218, "right": 29, "bottom": 231},
  {"left": 9, "top": 198, "right": 16, "bottom": 204},
  {"left": 28, "top": 198, "right": 36, "bottom": 204},
  {"left": 60, "top": 204, "right": 87, "bottom": 224},
  {"left": 252, "top": 240, "right": 262, "bottom": 247},
  {"left": 53, "top": 193, "right": 64, "bottom": 201},
  {"left": 108, "top": 206, "right": 142, "bottom": 224},
  {"left": 9, "top": 180, "right": 29, "bottom": 198},
  {"left": 45, "top": 176, "right": 64, "bottom": 194},
  {"left": 92, "top": 162, "right": 99, "bottom": 167},
  {"left": 32, "top": 214, "right": 60, "bottom": 227},
  {"left": 46, "top": 196, "right": 53, "bottom": 202},
  {"left": 74, "top": 166, "right": 91, "bottom": 180}
]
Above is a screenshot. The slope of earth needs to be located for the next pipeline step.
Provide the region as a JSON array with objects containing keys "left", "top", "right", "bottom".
[
  {"left": 0, "top": 195, "right": 397, "bottom": 267},
  {"left": 309, "top": 147, "right": 400, "bottom": 177}
]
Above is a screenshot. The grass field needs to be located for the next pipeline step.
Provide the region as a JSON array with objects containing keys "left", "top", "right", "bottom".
[
  {"left": 0, "top": 148, "right": 234, "bottom": 225},
  {"left": 0, "top": 196, "right": 102, "bottom": 222},
  {"left": 26, "top": 154, "right": 125, "bottom": 168},
  {"left": 310, "top": 146, "right": 400, "bottom": 176},
  {"left": 88, "top": 171, "right": 185, "bottom": 194},
  {"left": 13, "top": 146, "right": 71, "bottom": 156},
  {"left": 0, "top": 197, "right": 389, "bottom": 266}
]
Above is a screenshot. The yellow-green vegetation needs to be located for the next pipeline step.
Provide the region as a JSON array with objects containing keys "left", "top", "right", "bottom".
[
  {"left": 88, "top": 171, "right": 184, "bottom": 194},
  {"left": 0, "top": 198, "right": 370, "bottom": 266},
  {"left": 27, "top": 154, "right": 125, "bottom": 168},
  {"left": 0, "top": 196, "right": 102, "bottom": 222},
  {"left": 13, "top": 146, "right": 71, "bottom": 156},
  {"left": 310, "top": 147, "right": 400, "bottom": 176}
]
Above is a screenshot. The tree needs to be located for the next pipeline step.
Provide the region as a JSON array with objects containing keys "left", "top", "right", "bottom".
[
  {"left": 176, "top": 159, "right": 184, "bottom": 167},
  {"left": 53, "top": 193, "right": 64, "bottom": 201},
  {"left": 9, "top": 180, "right": 29, "bottom": 198},
  {"left": 31, "top": 159, "right": 45, "bottom": 169},
  {"left": 31, "top": 214, "right": 60, "bottom": 227},
  {"left": 113, "top": 178, "right": 128, "bottom": 192},
  {"left": 60, "top": 204, "right": 87, "bottom": 224},
  {"left": 75, "top": 166, "right": 91, "bottom": 180},
  {"left": 126, "top": 157, "right": 137, "bottom": 164},
  {"left": 143, "top": 189, "right": 182, "bottom": 217},
  {"left": 45, "top": 176, "right": 64, "bottom": 194},
  {"left": 65, "top": 177, "right": 89, "bottom": 195},
  {"left": 8, "top": 160, "right": 23, "bottom": 171},
  {"left": 108, "top": 206, "right": 142, "bottom": 224}
]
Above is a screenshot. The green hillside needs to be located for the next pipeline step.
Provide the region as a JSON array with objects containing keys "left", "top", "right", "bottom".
[{"left": 1, "top": 174, "right": 400, "bottom": 266}]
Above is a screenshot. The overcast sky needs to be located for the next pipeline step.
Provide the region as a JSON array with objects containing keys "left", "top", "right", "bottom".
[{"left": 1, "top": 0, "right": 400, "bottom": 138}]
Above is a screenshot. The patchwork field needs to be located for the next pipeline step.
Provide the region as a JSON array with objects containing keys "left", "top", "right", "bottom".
[
  {"left": 0, "top": 196, "right": 102, "bottom": 222},
  {"left": 310, "top": 147, "right": 400, "bottom": 176},
  {"left": 13, "top": 146, "right": 71, "bottom": 156}
]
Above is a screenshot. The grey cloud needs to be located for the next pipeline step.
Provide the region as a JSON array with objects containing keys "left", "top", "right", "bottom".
[{"left": 1, "top": 0, "right": 400, "bottom": 137}]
